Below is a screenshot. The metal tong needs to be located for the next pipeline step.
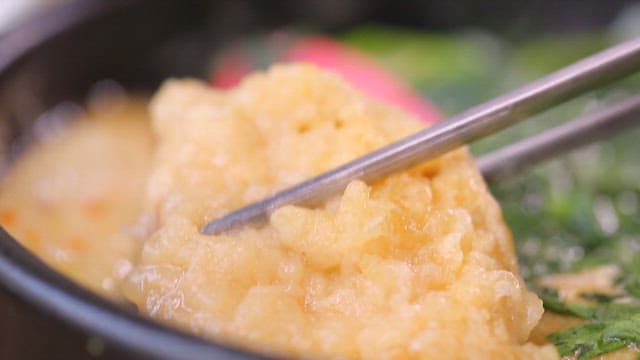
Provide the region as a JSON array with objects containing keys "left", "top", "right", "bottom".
[{"left": 203, "top": 37, "right": 640, "bottom": 235}]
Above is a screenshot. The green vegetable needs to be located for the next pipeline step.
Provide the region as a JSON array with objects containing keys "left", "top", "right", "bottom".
[
  {"left": 539, "top": 288, "right": 596, "bottom": 318},
  {"left": 548, "top": 323, "right": 624, "bottom": 360},
  {"left": 541, "top": 288, "right": 640, "bottom": 359}
]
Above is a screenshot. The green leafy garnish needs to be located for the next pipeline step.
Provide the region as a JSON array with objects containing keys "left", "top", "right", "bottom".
[
  {"left": 539, "top": 288, "right": 596, "bottom": 318},
  {"left": 547, "top": 315, "right": 640, "bottom": 359},
  {"left": 541, "top": 288, "right": 640, "bottom": 359},
  {"left": 548, "top": 323, "right": 616, "bottom": 360}
]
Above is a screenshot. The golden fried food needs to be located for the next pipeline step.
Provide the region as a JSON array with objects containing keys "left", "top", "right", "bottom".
[{"left": 122, "top": 64, "right": 555, "bottom": 358}]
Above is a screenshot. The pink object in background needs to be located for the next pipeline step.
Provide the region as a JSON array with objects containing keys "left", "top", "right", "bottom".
[
  {"left": 211, "top": 50, "right": 254, "bottom": 89},
  {"left": 210, "top": 35, "right": 440, "bottom": 123}
]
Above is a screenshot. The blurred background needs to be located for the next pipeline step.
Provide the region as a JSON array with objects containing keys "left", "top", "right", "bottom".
[{"left": 0, "top": 0, "right": 66, "bottom": 34}]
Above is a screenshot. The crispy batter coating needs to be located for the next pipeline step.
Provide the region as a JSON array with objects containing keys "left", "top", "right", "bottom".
[{"left": 123, "top": 64, "right": 555, "bottom": 359}]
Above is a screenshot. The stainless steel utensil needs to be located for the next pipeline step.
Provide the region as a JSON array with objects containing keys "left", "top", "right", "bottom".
[{"left": 478, "top": 96, "right": 640, "bottom": 181}]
